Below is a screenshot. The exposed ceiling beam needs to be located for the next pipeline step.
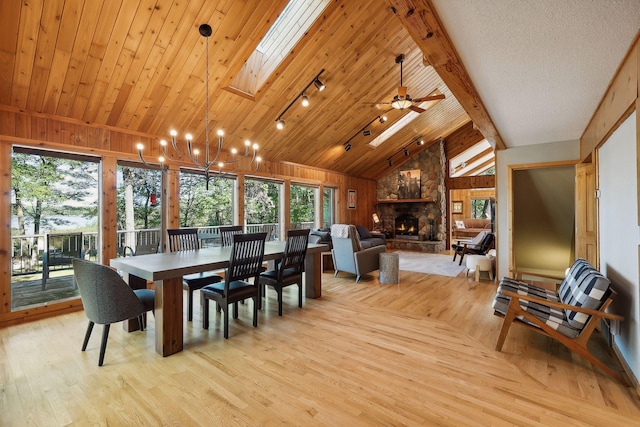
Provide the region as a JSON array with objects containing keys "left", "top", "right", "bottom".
[
  {"left": 460, "top": 158, "right": 495, "bottom": 177},
  {"left": 385, "top": 0, "right": 506, "bottom": 150}
]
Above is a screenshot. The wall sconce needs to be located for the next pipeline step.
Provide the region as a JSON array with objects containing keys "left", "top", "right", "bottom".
[{"left": 275, "top": 69, "right": 325, "bottom": 130}]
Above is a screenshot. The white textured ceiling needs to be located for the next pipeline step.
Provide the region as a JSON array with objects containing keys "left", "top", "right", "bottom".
[{"left": 431, "top": 0, "right": 640, "bottom": 147}]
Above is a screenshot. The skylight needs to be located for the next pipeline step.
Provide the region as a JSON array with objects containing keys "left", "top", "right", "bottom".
[{"left": 227, "top": 0, "right": 330, "bottom": 98}]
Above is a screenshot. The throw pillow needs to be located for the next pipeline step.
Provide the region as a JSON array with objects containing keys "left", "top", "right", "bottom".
[
  {"left": 455, "top": 220, "right": 465, "bottom": 229},
  {"left": 356, "top": 225, "right": 372, "bottom": 239}
]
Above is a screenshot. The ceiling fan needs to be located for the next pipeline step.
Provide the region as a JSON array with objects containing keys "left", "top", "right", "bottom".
[{"left": 365, "top": 54, "right": 445, "bottom": 113}]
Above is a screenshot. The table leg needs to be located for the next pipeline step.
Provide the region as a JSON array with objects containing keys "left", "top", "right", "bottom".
[
  {"left": 155, "top": 277, "right": 183, "bottom": 356},
  {"left": 304, "top": 252, "right": 322, "bottom": 299},
  {"left": 122, "top": 273, "right": 147, "bottom": 332}
]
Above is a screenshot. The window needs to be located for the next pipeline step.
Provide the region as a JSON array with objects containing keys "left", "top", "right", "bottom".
[
  {"left": 471, "top": 198, "right": 493, "bottom": 219},
  {"left": 179, "top": 170, "right": 235, "bottom": 228},
  {"left": 323, "top": 187, "right": 336, "bottom": 229},
  {"left": 244, "top": 178, "right": 282, "bottom": 240},
  {"left": 116, "top": 163, "right": 162, "bottom": 255},
  {"left": 290, "top": 184, "right": 317, "bottom": 229},
  {"left": 11, "top": 148, "right": 99, "bottom": 310}
]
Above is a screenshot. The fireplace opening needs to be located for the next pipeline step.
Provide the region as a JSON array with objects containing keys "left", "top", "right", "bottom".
[{"left": 395, "top": 214, "right": 419, "bottom": 240}]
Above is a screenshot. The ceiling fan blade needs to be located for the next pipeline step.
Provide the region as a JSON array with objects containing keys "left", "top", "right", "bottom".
[
  {"left": 409, "top": 105, "right": 425, "bottom": 113},
  {"left": 412, "top": 94, "right": 446, "bottom": 102},
  {"left": 397, "top": 86, "right": 407, "bottom": 98}
]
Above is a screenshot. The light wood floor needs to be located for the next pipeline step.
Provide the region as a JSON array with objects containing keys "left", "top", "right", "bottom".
[{"left": 1, "top": 269, "right": 639, "bottom": 426}]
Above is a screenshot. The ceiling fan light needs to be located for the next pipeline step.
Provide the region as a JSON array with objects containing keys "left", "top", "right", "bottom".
[
  {"left": 314, "top": 78, "right": 325, "bottom": 91},
  {"left": 391, "top": 98, "right": 412, "bottom": 110}
]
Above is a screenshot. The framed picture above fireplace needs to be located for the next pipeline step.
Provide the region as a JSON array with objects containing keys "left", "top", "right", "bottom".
[{"left": 398, "top": 169, "right": 420, "bottom": 199}]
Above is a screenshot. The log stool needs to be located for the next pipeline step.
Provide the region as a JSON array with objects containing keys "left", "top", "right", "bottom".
[
  {"left": 379, "top": 252, "right": 399, "bottom": 284},
  {"left": 465, "top": 254, "right": 493, "bottom": 282}
]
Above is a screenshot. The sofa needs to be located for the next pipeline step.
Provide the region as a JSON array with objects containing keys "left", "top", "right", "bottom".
[
  {"left": 309, "top": 225, "right": 386, "bottom": 250},
  {"left": 452, "top": 218, "right": 492, "bottom": 239}
]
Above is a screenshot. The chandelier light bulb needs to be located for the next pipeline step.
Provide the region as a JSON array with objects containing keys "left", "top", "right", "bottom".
[
  {"left": 185, "top": 133, "right": 193, "bottom": 141},
  {"left": 170, "top": 129, "right": 177, "bottom": 137},
  {"left": 217, "top": 129, "right": 224, "bottom": 137},
  {"left": 193, "top": 149, "right": 200, "bottom": 156},
  {"left": 256, "top": 156, "right": 262, "bottom": 163},
  {"left": 158, "top": 156, "right": 165, "bottom": 163},
  {"left": 136, "top": 143, "right": 144, "bottom": 151},
  {"left": 218, "top": 162, "right": 224, "bottom": 168},
  {"left": 160, "top": 139, "right": 167, "bottom": 146},
  {"left": 231, "top": 148, "right": 237, "bottom": 155},
  {"left": 252, "top": 143, "right": 259, "bottom": 150},
  {"left": 245, "top": 140, "right": 251, "bottom": 146}
]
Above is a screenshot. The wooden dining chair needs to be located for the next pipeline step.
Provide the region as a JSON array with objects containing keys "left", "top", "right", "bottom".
[
  {"left": 200, "top": 232, "right": 267, "bottom": 338},
  {"left": 167, "top": 228, "right": 222, "bottom": 321},
  {"left": 259, "top": 229, "right": 309, "bottom": 316},
  {"left": 219, "top": 225, "right": 243, "bottom": 247}
]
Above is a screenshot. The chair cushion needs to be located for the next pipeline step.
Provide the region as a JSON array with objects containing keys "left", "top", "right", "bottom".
[
  {"left": 183, "top": 271, "right": 223, "bottom": 288},
  {"left": 492, "top": 278, "right": 581, "bottom": 338},
  {"left": 133, "top": 289, "right": 155, "bottom": 313},
  {"left": 202, "top": 280, "right": 258, "bottom": 301},
  {"left": 557, "top": 259, "right": 610, "bottom": 329}
]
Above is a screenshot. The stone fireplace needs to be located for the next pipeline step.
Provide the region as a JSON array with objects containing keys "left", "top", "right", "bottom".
[{"left": 375, "top": 141, "right": 447, "bottom": 253}]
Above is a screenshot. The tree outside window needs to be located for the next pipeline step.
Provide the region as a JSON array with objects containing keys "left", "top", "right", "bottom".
[{"left": 179, "top": 171, "right": 234, "bottom": 228}]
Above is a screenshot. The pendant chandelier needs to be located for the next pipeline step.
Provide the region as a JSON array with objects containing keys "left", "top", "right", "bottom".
[{"left": 137, "top": 23, "right": 262, "bottom": 182}]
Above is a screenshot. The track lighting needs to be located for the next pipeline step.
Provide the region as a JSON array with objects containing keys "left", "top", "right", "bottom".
[
  {"left": 274, "top": 69, "right": 325, "bottom": 127},
  {"left": 344, "top": 143, "right": 352, "bottom": 152},
  {"left": 386, "top": 136, "right": 428, "bottom": 167},
  {"left": 342, "top": 113, "right": 390, "bottom": 152}
]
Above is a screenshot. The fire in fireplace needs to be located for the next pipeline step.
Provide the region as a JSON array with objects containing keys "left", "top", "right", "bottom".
[{"left": 395, "top": 213, "right": 419, "bottom": 240}]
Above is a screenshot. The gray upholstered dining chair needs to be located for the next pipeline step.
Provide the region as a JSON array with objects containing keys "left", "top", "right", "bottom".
[
  {"left": 72, "top": 259, "right": 155, "bottom": 366},
  {"left": 201, "top": 232, "right": 267, "bottom": 338},
  {"left": 259, "top": 229, "right": 309, "bottom": 316},
  {"left": 167, "top": 228, "right": 223, "bottom": 321}
]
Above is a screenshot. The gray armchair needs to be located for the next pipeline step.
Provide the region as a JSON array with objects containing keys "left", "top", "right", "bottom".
[{"left": 331, "top": 224, "right": 386, "bottom": 282}]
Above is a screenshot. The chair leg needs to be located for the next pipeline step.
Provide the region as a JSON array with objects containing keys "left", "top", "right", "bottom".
[
  {"left": 82, "top": 321, "right": 94, "bottom": 351},
  {"left": 298, "top": 283, "right": 303, "bottom": 308},
  {"left": 277, "top": 287, "right": 283, "bottom": 316},
  {"left": 98, "top": 324, "right": 110, "bottom": 366},
  {"left": 138, "top": 315, "right": 145, "bottom": 331},
  {"left": 187, "top": 288, "right": 194, "bottom": 321},
  {"left": 452, "top": 252, "right": 457, "bottom": 262},
  {"left": 202, "top": 297, "right": 210, "bottom": 329},
  {"left": 356, "top": 275, "right": 361, "bottom": 283},
  {"left": 252, "top": 297, "right": 258, "bottom": 328},
  {"left": 223, "top": 305, "right": 229, "bottom": 339},
  {"left": 458, "top": 253, "right": 465, "bottom": 265},
  {"left": 233, "top": 302, "right": 239, "bottom": 319}
]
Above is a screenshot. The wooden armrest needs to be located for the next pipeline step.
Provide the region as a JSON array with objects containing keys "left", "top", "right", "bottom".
[
  {"left": 511, "top": 269, "right": 565, "bottom": 282},
  {"left": 501, "top": 290, "right": 624, "bottom": 321}
]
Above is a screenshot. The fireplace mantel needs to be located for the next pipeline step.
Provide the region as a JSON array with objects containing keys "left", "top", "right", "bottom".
[{"left": 377, "top": 198, "right": 435, "bottom": 204}]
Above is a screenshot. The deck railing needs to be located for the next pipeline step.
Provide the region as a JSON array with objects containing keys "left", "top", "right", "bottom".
[{"left": 10, "top": 222, "right": 314, "bottom": 276}]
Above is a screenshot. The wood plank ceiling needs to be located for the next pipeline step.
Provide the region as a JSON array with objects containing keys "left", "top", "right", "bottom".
[{"left": 0, "top": 0, "right": 481, "bottom": 180}]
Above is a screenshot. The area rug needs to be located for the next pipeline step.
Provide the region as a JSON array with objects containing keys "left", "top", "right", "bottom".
[{"left": 395, "top": 251, "right": 466, "bottom": 277}]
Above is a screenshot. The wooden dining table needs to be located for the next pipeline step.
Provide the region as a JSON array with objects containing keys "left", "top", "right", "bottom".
[{"left": 110, "top": 241, "right": 329, "bottom": 356}]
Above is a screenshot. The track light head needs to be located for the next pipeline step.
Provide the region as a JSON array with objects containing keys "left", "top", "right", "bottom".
[
  {"left": 388, "top": 159, "right": 393, "bottom": 167},
  {"left": 344, "top": 143, "right": 352, "bottom": 152},
  {"left": 363, "top": 129, "right": 371, "bottom": 136},
  {"left": 404, "top": 148, "right": 409, "bottom": 156},
  {"left": 314, "top": 78, "right": 325, "bottom": 91},
  {"left": 379, "top": 115, "right": 388, "bottom": 123},
  {"left": 301, "top": 95, "right": 309, "bottom": 107},
  {"left": 417, "top": 139, "right": 425, "bottom": 146},
  {"left": 276, "top": 119, "right": 285, "bottom": 130}
]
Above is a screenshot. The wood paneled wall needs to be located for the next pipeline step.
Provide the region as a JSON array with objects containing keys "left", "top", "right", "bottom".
[{"left": 0, "top": 107, "right": 375, "bottom": 325}]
